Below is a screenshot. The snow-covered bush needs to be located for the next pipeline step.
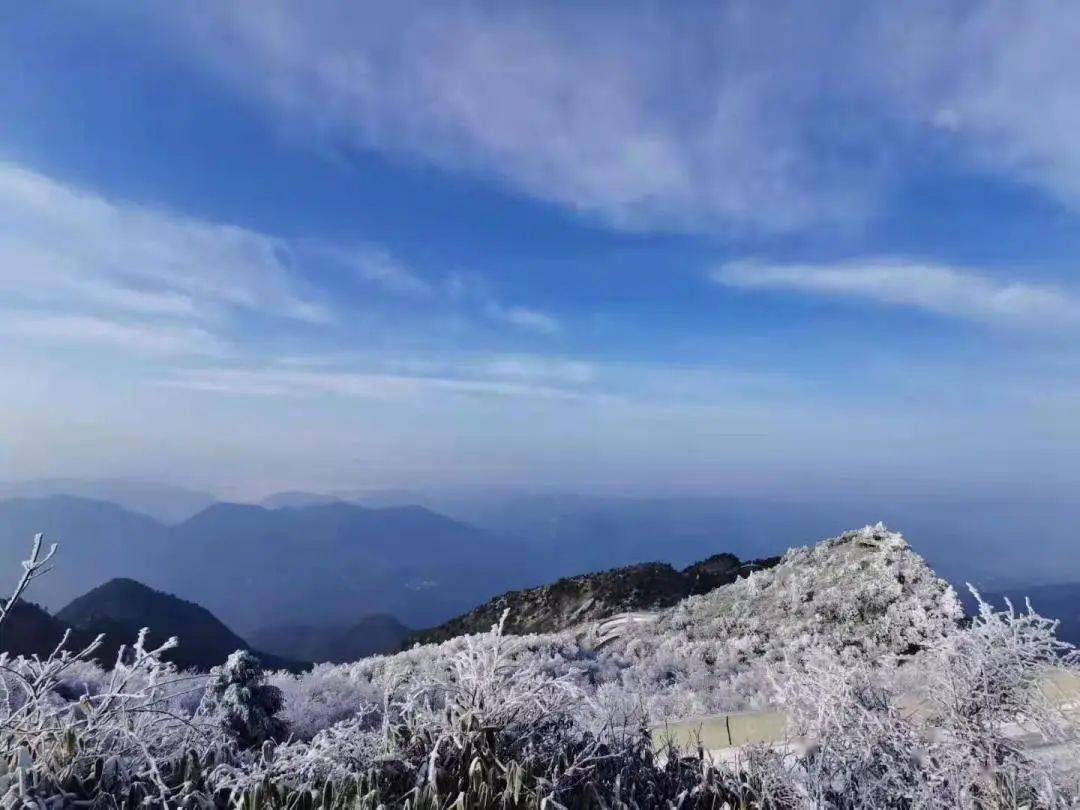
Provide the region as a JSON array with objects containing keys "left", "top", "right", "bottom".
[
  {"left": 202, "top": 649, "right": 286, "bottom": 748},
  {"left": 0, "top": 627, "right": 228, "bottom": 806},
  {"left": 920, "top": 588, "right": 1080, "bottom": 807},
  {"left": 269, "top": 662, "right": 382, "bottom": 741},
  {"left": 771, "top": 588, "right": 1080, "bottom": 808},
  {"left": 2, "top": 526, "right": 1078, "bottom": 808},
  {"left": 774, "top": 655, "right": 934, "bottom": 807}
]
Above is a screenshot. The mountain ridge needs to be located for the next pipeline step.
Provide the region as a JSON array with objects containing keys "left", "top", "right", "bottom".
[
  {"left": 410, "top": 550, "right": 782, "bottom": 645},
  {"left": 0, "top": 495, "right": 522, "bottom": 633}
]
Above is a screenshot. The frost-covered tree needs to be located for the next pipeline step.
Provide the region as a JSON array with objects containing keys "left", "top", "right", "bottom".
[{"left": 202, "top": 649, "right": 287, "bottom": 747}]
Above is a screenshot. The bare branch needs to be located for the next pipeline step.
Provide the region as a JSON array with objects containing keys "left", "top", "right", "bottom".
[{"left": 0, "top": 532, "right": 59, "bottom": 628}]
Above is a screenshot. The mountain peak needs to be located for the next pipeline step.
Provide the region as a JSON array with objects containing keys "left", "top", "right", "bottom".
[{"left": 57, "top": 578, "right": 304, "bottom": 672}]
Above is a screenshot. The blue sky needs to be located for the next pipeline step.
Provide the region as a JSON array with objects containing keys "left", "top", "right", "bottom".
[{"left": 0, "top": 1, "right": 1078, "bottom": 498}]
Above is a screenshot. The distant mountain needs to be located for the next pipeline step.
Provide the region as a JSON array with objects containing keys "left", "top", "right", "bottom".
[
  {"left": 0, "top": 479, "right": 216, "bottom": 524},
  {"left": 0, "top": 496, "right": 531, "bottom": 634},
  {"left": 250, "top": 614, "right": 411, "bottom": 663},
  {"left": 399, "top": 492, "right": 1080, "bottom": 592},
  {"left": 259, "top": 491, "right": 344, "bottom": 510},
  {"left": 57, "top": 578, "right": 304, "bottom": 672},
  {"left": 411, "top": 550, "right": 780, "bottom": 645},
  {"left": 0, "top": 496, "right": 169, "bottom": 611},
  {"left": 161, "top": 501, "right": 523, "bottom": 632},
  {"left": 388, "top": 492, "right": 848, "bottom": 585}
]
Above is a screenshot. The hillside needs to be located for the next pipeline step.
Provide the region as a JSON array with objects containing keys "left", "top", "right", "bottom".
[
  {"left": 0, "top": 600, "right": 103, "bottom": 659},
  {"left": 337, "top": 524, "right": 964, "bottom": 723},
  {"left": 411, "top": 550, "right": 780, "bottom": 644},
  {"left": 0, "top": 599, "right": 159, "bottom": 668},
  {"left": 250, "top": 614, "right": 411, "bottom": 663},
  {"left": 57, "top": 578, "right": 304, "bottom": 672}
]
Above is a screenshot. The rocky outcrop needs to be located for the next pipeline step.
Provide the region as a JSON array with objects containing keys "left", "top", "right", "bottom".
[{"left": 410, "top": 551, "right": 780, "bottom": 645}]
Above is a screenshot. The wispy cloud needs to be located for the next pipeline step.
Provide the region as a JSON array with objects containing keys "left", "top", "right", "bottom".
[
  {"left": 714, "top": 260, "right": 1080, "bottom": 329},
  {"left": 476, "top": 355, "right": 593, "bottom": 385},
  {"left": 146, "top": 3, "right": 1080, "bottom": 235},
  {"left": 0, "top": 163, "right": 560, "bottom": 360},
  {"left": 343, "top": 248, "right": 561, "bottom": 334},
  {"left": 342, "top": 246, "right": 436, "bottom": 297},
  {"left": 444, "top": 272, "right": 560, "bottom": 336},
  {"left": 858, "top": 3, "right": 1080, "bottom": 213},
  {"left": 0, "top": 163, "right": 330, "bottom": 323},
  {"left": 483, "top": 303, "right": 560, "bottom": 335},
  {"left": 0, "top": 162, "right": 331, "bottom": 357},
  {"left": 0, "top": 312, "right": 224, "bottom": 357},
  {"left": 162, "top": 366, "right": 595, "bottom": 402},
  {"left": 159, "top": 3, "right": 874, "bottom": 234}
]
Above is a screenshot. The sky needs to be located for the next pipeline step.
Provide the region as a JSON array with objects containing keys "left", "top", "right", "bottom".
[{"left": 0, "top": 1, "right": 1078, "bottom": 500}]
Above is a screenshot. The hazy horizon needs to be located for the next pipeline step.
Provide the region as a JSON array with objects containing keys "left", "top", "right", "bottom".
[{"left": 4, "top": 473, "right": 1080, "bottom": 595}]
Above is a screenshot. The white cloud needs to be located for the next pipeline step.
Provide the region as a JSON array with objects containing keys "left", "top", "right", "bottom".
[
  {"left": 856, "top": 2, "right": 1080, "bottom": 211},
  {"left": 483, "top": 303, "right": 560, "bottom": 335},
  {"left": 444, "top": 272, "right": 560, "bottom": 336},
  {"left": 0, "top": 313, "right": 223, "bottom": 357},
  {"left": 158, "top": 350, "right": 603, "bottom": 401},
  {"left": 143, "top": 2, "right": 1080, "bottom": 234},
  {"left": 161, "top": 366, "right": 593, "bottom": 402},
  {"left": 158, "top": 3, "right": 877, "bottom": 234},
  {"left": 0, "top": 163, "right": 559, "bottom": 363},
  {"left": 343, "top": 246, "right": 435, "bottom": 296},
  {"left": 211, "top": 351, "right": 596, "bottom": 387},
  {"left": 477, "top": 355, "right": 593, "bottom": 385},
  {"left": 0, "top": 162, "right": 332, "bottom": 358},
  {"left": 714, "top": 260, "right": 1080, "bottom": 329}
]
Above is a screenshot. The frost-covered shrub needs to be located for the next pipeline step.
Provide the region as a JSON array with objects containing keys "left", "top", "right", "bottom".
[
  {"left": 46, "top": 656, "right": 110, "bottom": 701},
  {"left": 269, "top": 662, "right": 381, "bottom": 741},
  {"left": 777, "top": 654, "right": 956, "bottom": 807},
  {"left": 771, "top": 588, "right": 1080, "bottom": 808},
  {"left": 0, "top": 628, "right": 229, "bottom": 807},
  {"left": 308, "top": 524, "right": 961, "bottom": 733},
  {"left": 202, "top": 649, "right": 286, "bottom": 748},
  {"left": 919, "top": 588, "right": 1080, "bottom": 807},
  {"left": 2, "top": 527, "right": 1078, "bottom": 808}
]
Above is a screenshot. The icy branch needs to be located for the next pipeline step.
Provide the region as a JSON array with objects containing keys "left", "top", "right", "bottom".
[{"left": 0, "top": 532, "right": 58, "bottom": 629}]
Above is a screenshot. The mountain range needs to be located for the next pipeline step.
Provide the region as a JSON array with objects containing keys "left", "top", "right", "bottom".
[
  {"left": 3, "top": 485, "right": 1079, "bottom": 662},
  {"left": 0, "top": 495, "right": 535, "bottom": 634},
  {"left": 0, "top": 479, "right": 216, "bottom": 524}
]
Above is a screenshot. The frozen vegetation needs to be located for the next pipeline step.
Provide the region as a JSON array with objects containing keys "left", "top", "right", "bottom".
[{"left": 1, "top": 525, "right": 1078, "bottom": 807}]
